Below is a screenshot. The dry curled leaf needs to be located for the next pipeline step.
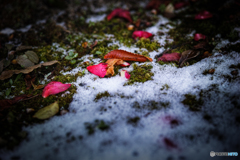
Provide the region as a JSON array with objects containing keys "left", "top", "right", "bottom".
[
  {"left": 31, "top": 81, "right": 46, "bottom": 90},
  {"left": 104, "top": 50, "right": 153, "bottom": 62},
  {"left": 179, "top": 50, "right": 200, "bottom": 67},
  {"left": 25, "top": 51, "right": 39, "bottom": 64},
  {"left": 16, "top": 45, "right": 33, "bottom": 52},
  {"left": 16, "top": 55, "right": 35, "bottom": 68},
  {"left": 105, "top": 59, "right": 128, "bottom": 76},
  {"left": 0, "top": 60, "right": 59, "bottom": 80},
  {"left": 33, "top": 101, "right": 59, "bottom": 120}
]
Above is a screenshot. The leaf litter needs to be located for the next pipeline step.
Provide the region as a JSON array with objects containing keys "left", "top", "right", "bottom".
[{"left": 0, "top": 1, "right": 240, "bottom": 160}]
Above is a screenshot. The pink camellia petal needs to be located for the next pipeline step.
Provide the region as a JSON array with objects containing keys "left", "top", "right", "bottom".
[
  {"left": 119, "top": 61, "right": 130, "bottom": 67},
  {"left": 42, "top": 81, "right": 71, "bottom": 98},
  {"left": 87, "top": 63, "right": 108, "bottom": 78},
  {"left": 195, "top": 11, "right": 213, "bottom": 20},
  {"left": 107, "top": 8, "right": 132, "bottom": 23},
  {"left": 120, "top": 70, "right": 130, "bottom": 79},
  {"left": 157, "top": 52, "right": 181, "bottom": 62},
  {"left": 174, "top": 2, "right": 189, "bottom": 9},
  {"left": 132, "top": 31, "right": 153, "bottom": 39},
  {"left": 194, "top": 33, "right": 206, "bottom": 41}
]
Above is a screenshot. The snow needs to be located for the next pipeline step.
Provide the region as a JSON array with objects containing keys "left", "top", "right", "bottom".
[
  {"left": 1, "top": 10, "right": 240, "bottom": 160},
  {"left": 0, "top": 28, "right": 14, "bottom": 35}
]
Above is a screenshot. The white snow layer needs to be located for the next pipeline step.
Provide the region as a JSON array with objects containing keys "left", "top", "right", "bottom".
[{"left": 1, "top": 13, "right": 240, "bottom": 160}]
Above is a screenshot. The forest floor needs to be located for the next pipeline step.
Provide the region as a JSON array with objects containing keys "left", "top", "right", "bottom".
[{"left": 0, "top": 0, "right": 240, "bottom": 160}]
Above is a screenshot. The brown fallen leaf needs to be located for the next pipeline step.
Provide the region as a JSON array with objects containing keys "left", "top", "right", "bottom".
[
  {"left": 16, "top": 45, "right": 33, "bottom": 52},
  {"left": 0, "top": 60, "right": 59, "bottom": 80},
  {"left": 193, "top": 42, "right": 212, "bottom": 50},
  {"left": 104, "top": 50, "right": 152, "bottom": 62},
  {"left": 31, "top": 81, "right": 46, "bottom": 90},
  {"left": 105, "top": 59, "right": 130, "bottom": 76},
  {"left": 179, "top": 50, "right": 200, "bottom": 67},
  {"left": 82, "top": 42, "right": 88, "bottom": 48}
]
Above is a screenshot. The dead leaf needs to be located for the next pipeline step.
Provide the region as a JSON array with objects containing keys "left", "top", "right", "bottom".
[
  {"left": 0, "top": 60, "right": 59, "bottom": 80},
  {"left": 82, "top": 42, "right": 88, "bottom": 48},
  {"left": 105, "top": 59, "right": 130, "bottom": 76},
  {"left": 16, "top": 55, "right": 35, "bottom": 68},
  {"left": 25, "top": 75, "right": 35, "bottom": 90},
  {"left": 25, "top": 51, "right": 39, "bottom": 63},
  {"left": 194, "top": 42, "right": 212, "bottom": 50},
  {"left": 104, "top": 50, "right": 152, "bottom": 62},
  {"left": 33, "top": 101, "right": 59, "bottom": 120},
  {"left": 179, "top": 50, "right": 200, "bottom": 67},
  {"left": 16, "top": 45, "right": 33, "bottom": 52},
  {"left": 31, "top": 81, "right": 46, "bottom": 90},
  {"left": 164, "top": 3, "right": 175, "bottom": 18}
]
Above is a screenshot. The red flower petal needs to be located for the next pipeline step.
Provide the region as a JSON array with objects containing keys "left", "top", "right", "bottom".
[
  {"left": 87, "top": 63, "right": 108, "bottom": 78},
  {"left": 42, "top": 81, "right": 71, "bottom": 98},
  {"left": 194, "top": 33, "right": 206, "bottom": 41},
  {"left": 132, "top": 31, "right": 153, "bottom": 39},
  {"left": 107, "top": 8, "right": 132, "bottom": 23},
  {"left": 174, "top": 2, "right": 189, "bottom": 9},
  {"left": 120, "top": 70, "right": 130, "bottom": 79},
  {"left": 195, "top": 11, "right": 213, "bottom": 20},
  {"left": 157, "top": 53, "right": 181, "bottom": 62}
]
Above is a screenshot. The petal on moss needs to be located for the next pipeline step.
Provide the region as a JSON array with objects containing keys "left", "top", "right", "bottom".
[
  {"left": 194, "top": 33, "right": 206, "bottom": 41},
  {"left": 120, "top": 70, "right": 130, "bottom": 79},
  {"left": 87, "top": 63, "right": 108, "bottom": 78},
  {"left": 132, "top": 31, "right": 153, "bottom": 39},
  {"left": 195, "top": 11, "right": 213, "bottom": 20},
  {"left": 157, "top": 53, "right": 181, "bottom": 62},
  {"left": 42, "top": 81, "right": 71, "bottom": 98},
  {"left": 107, "top": 8, "right": 132, "bottom": 22}
]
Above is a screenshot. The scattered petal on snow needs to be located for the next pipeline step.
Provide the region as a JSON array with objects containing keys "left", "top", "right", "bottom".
[
  {"left": 107, "top": 8, "right": 132, "bottom": 23},
  {"left": 42, "top": 81, "right": 71, "bottom": 98},
  {"left": 87, "top": 63, "right": 108, "bottom": 78},
  {"left": 195, "top": 11, "right": 213, "bottom": 20},
  {"left": 120, "top": 70, "right": 130, "bottom": 79},
  {"left": 157, "top": 53, "right": 181, "bottom": 62},
  {"left": 33, "top": 101, "right": 59, "bottom": 120},
  {"left": 132, "top": 31, "right": 153, "bottom": 39},
  {"left": 194, "top": 33, "right": 206, "bottom": 41}
]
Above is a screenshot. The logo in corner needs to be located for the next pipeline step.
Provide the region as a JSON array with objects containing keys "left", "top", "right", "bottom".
[{"left": 210, "top": 151, "right": 215, "bottom": 157}]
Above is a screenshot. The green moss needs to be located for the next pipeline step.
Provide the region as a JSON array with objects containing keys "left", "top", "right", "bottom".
[
  {"left": 136, "top": 38, "right": 161, "bottom": 51},
  {"left": 125, "top": 63, "right": 154, "bottom": 85},
  {"left": 161, "top": 84, "right": 170, "bottom": 90},
  {"left": 157, "top": 60, "right": 178, "bottom": 67},
  {"left": 84, "top": 120, "right": 110, "bottom": 135},
  {"left": 53, "top": 71, "right": 85, "bottom": 83},
  {"left": 182, "top": 94, "right": 203, "bottom": 111},
  {"left": 94, "top": 91, "right": 111, "bottom": 102},
  {"left": 132, "top": 100, "right": 170, "bottom": 111},
  {"left": 127, "top": 116, "right": 140, "bottom": 126}
]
